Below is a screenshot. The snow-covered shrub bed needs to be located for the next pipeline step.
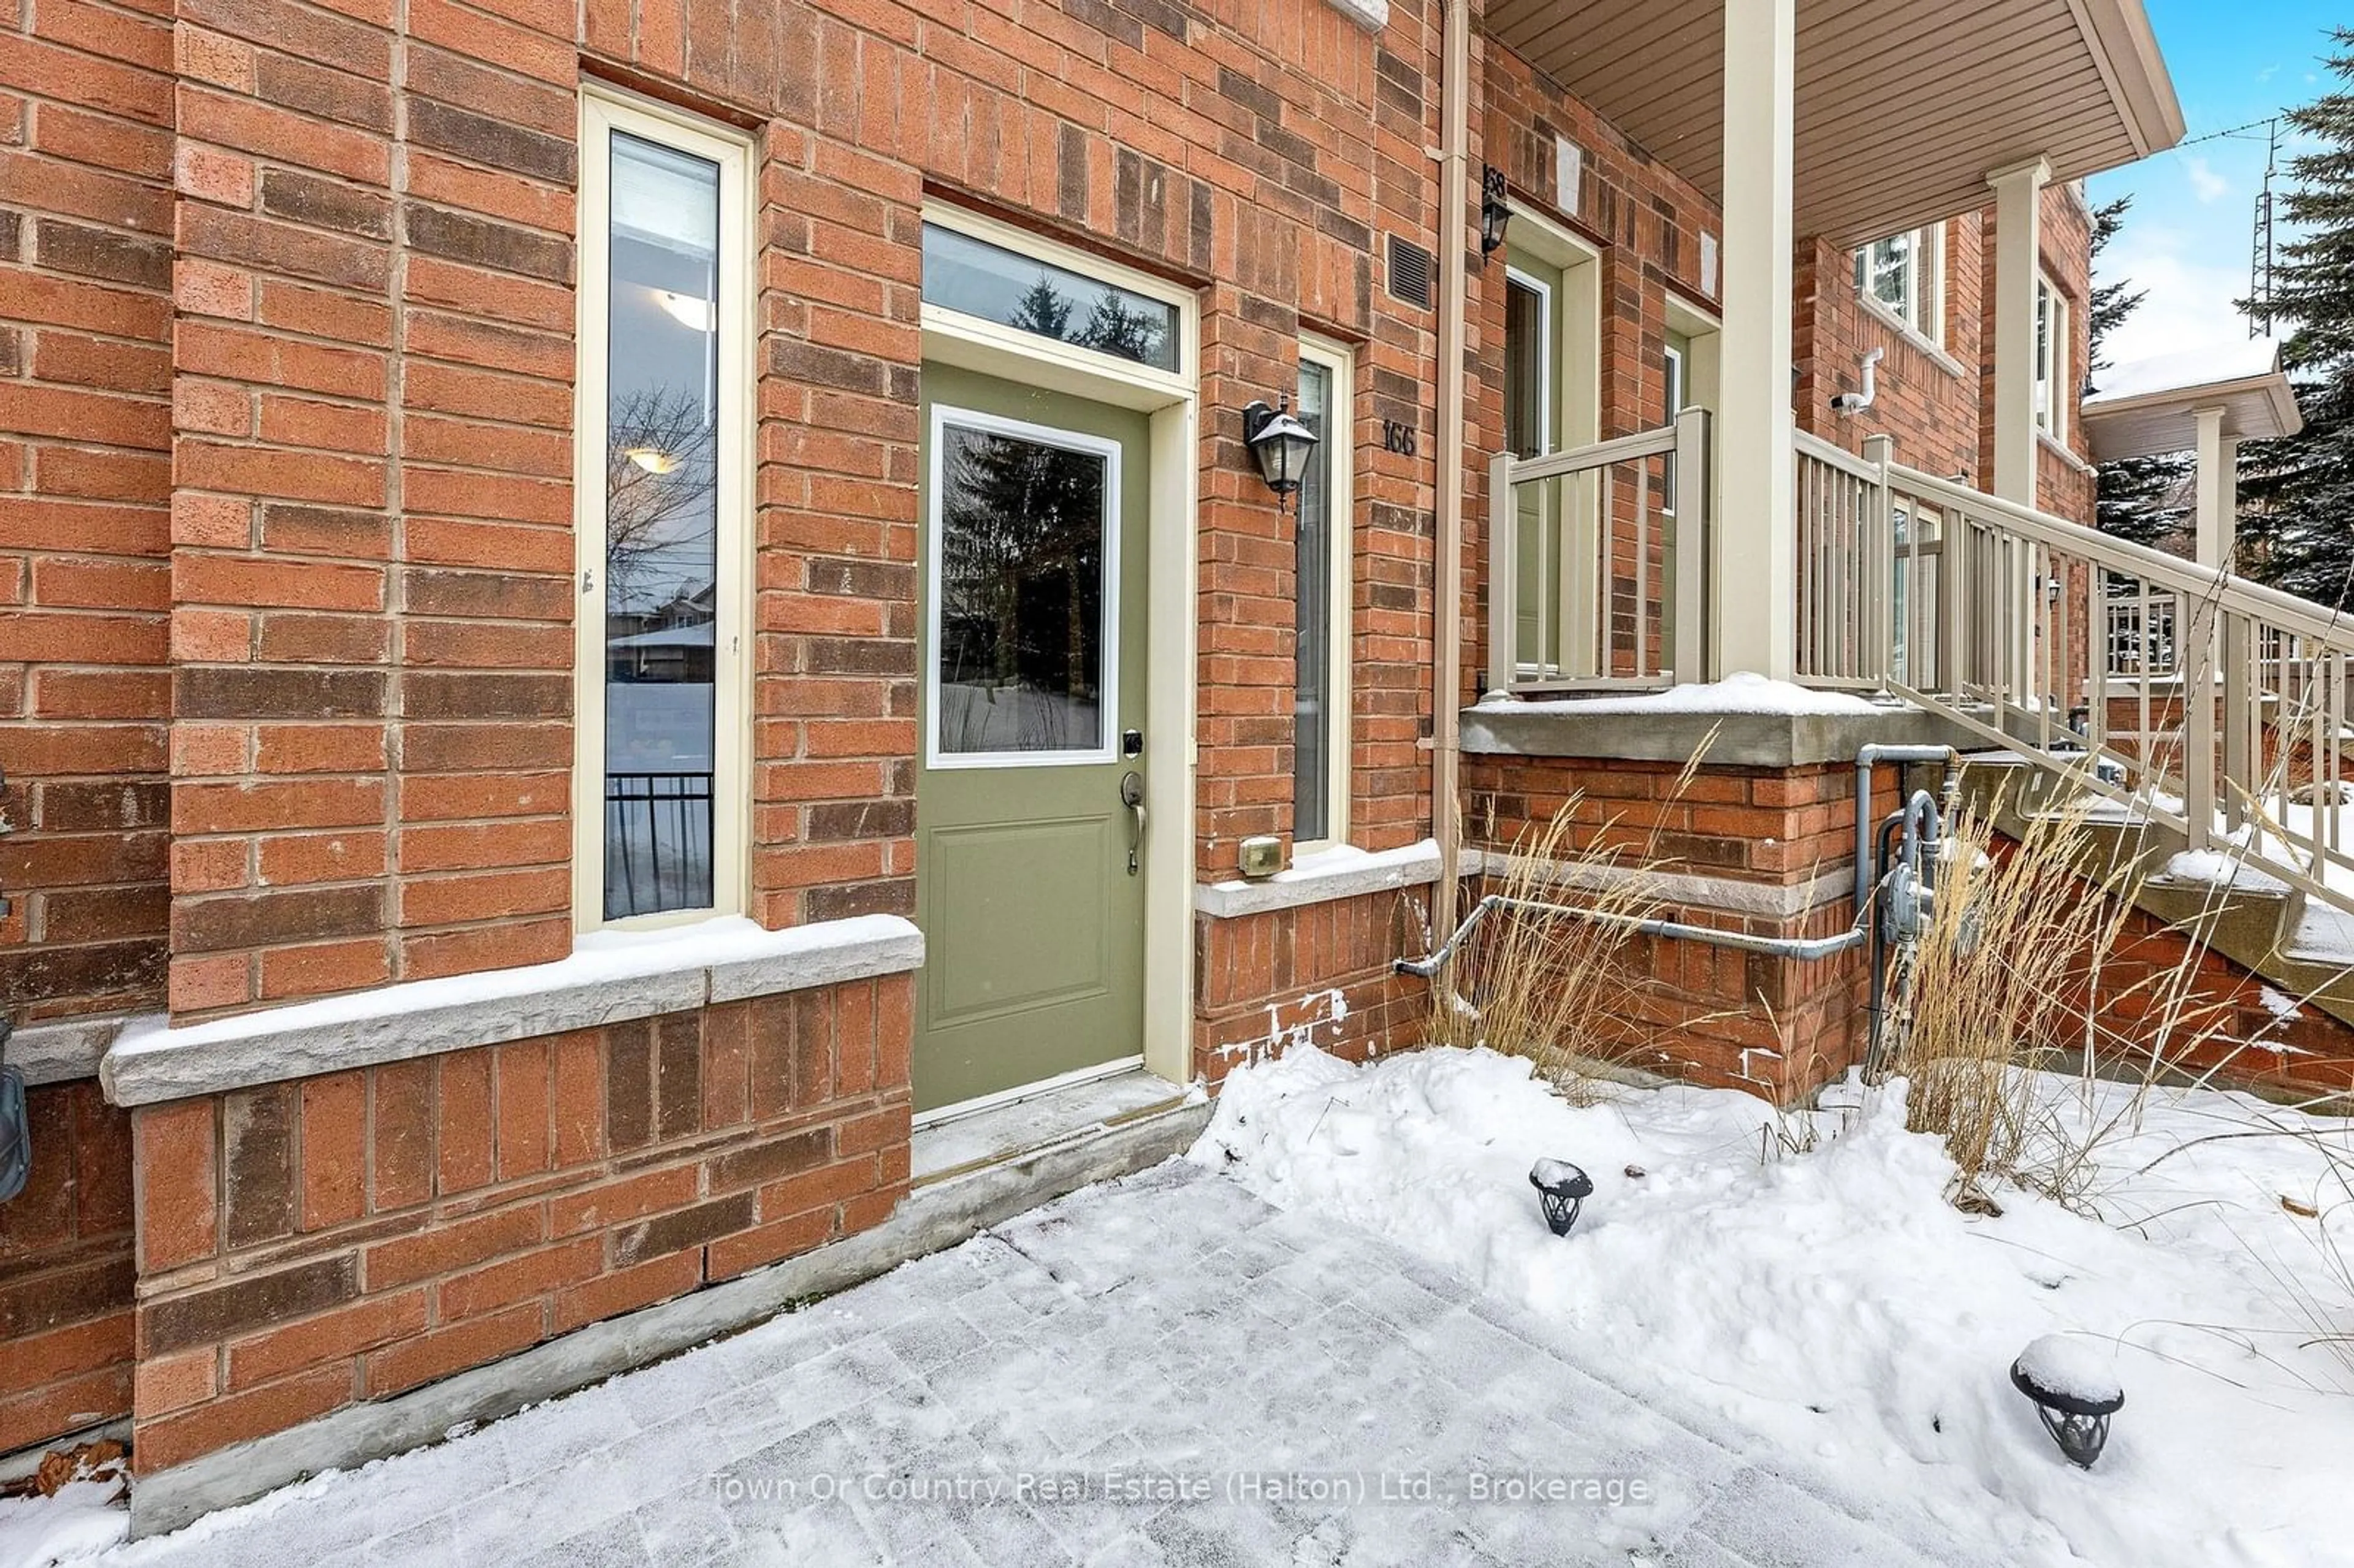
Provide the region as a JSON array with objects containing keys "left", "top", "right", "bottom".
[{"left": 1192, "top": 1045, "right": 2354, "bottom": 1568}]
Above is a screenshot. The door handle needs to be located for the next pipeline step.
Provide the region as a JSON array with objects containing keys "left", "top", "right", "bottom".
[{"left": 1119, "top": 771, "right": 1145, "bottom": 877}]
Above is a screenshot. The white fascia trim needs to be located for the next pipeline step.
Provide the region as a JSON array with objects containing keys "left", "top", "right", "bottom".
[
  {"left": 102, "top": 915, "right": 924, "bottom": 1107},
  {"left": 1195, "top": 840, "right": 1441, "bottom": 919}
]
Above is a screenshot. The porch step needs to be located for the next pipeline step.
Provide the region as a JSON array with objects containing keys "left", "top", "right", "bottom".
[
  {"left": 911, "top": 1067, "right": 1195, "bottom": 1185},
  {"left": 1953, "top": 755, "right": 2354, "bottom": 1031}
]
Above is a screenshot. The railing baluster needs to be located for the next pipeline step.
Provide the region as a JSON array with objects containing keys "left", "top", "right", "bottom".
[
  {"left": 1671, "top": 408, "right": 1707, "bottom": 683},
  {"left": 1486, "top": 449, "right": 1513, "bottom": 695}
]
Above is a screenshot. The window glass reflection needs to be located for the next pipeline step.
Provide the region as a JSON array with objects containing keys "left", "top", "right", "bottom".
[
  {"left": 1293, "top": 362, "right": 1334, "bottom": 843},
  {"left": 603, "top": 132, "right": 720, "bottom": 919},
  {"left": 935, "top": 424, "right": 1109, "bottom": 756},
  {"left": 921, "top": 223, "right": 1178, "bottom": 372}
]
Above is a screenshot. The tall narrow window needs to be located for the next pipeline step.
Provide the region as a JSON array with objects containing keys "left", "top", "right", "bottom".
[
  {"left": 1293, "top": 340, "right": 1351, "bottom": 849},
  {"left": 1503, "top": 270, "right": 1552, "bottom": 460},
  {"left": 1661, "top": 330, "right": 1689, "bottom": 511},
  {"left": 576, "top": 94, "right": 750, "bottom": 927},
  {"left": 2035, "top": 275, "right": 2069, "bottom": 441},
  {"left": 1504, "top": 264, "right": 1558, "bottom": 672}
]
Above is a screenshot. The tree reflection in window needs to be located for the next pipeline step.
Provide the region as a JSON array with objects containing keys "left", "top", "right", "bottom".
[
  {"left": 922, "top": 222, "right": 1177, "bottom": 372},
  {"left": 935, "top": 424, "right": 1108, "bottom": 756}
]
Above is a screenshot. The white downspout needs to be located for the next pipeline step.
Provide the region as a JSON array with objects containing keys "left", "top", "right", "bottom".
[{"left": 1430, "top": 0, "right": 1470, "bottom": 964}]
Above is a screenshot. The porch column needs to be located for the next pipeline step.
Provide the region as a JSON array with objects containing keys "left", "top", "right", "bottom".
[
  {"left": 1713, "top": 0, "right": 1798, "bottom": 680},
  {"left": 2193, "top": 403, "right": 2238, "bottom": 571},
  {"left": 1987, "top": 156, "right": 2051, "bottom": 504}
]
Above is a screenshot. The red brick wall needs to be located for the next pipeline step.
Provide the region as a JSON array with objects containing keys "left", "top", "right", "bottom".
[
  {"left": 126, "top": 973, "right": 908, "bottom": 1472},
  {"left": 1192, "top": 887, "right": 1432, "bottom": 1086},
  {"left": 1796, "top": 215, "right": 1985, "bottom": 483},
  {"left": 1462, "top": 752, "right": 1906, "bottom": 1099},
  {"left": 153, "top": 0, "right": 1456, "bottom": 1011},
  {"left": 2084, "top": 901, "right": 2354, "bottom": 1098},
  {"left": 164, "top": 0, "right": 582, "bottom": 1019},
  {"left": 0, "top": 1079, "right": 133, "bottom": 1454},
  {"left": 0, "top": 0, "right": 175, "bottom": 1023}
]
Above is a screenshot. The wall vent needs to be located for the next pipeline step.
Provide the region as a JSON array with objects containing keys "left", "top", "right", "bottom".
[{"left": 1386, "top": 235, "right": 1434, "bottom": 310}]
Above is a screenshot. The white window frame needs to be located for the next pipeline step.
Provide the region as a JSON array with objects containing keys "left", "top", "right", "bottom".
[
  {"left": 1854, "top": 224, "right": 1944, "bottom": 345},
  {"left": 570, "top": 88, "right": 755, "bottom": 934},
  {"left": 1503, "top": 264, "right": 1555, "bottom": 457},
  {"left": 923, "top": 405, "right": 1124, "bottom": 772},
  {"left": 2035, "top": 273, "right": 2069, "bottom": 443},
  {"left": 1293, "top": 333, "right": 1354, "bottom": 854}
]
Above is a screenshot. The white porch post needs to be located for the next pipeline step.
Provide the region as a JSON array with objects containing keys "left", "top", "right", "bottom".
[
  {"left": 1713, "top": 0, "right": 1798, "bottom": 680},
  {"left": 2193, "top": 404, "right": 2238, "bottom": 571},
  {"left": 1987, "top": 156, "right": 2051, "bottom": 504}
]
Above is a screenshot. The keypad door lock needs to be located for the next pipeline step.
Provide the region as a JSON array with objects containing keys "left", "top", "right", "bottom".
[{"left": 1122, "top": 728, "right": 1144, "bottom": 758}]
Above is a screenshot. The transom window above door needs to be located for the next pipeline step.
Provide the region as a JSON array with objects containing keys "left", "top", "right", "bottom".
[{"left": 921, "top": 223, "right": 1179, "bottom": 373}]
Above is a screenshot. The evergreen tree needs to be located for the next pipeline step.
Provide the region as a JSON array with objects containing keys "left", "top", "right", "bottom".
[
  {"left": 2088, "top": 196, "right": 2193, "bottom": 552},
  {"left": 2237, "top": 29, "right": 2354, "bottom": 604}
]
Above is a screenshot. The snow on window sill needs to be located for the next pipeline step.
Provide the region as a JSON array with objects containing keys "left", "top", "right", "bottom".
[
  {"left": 1196, "top": 840, "right": 1441, "bottom": 919},
  {"left": 1327, "top": 0, "right": 1387, "bottom": 27},
  {"left": 101, "top": 915, "right": 924, "bottom": 1106}
]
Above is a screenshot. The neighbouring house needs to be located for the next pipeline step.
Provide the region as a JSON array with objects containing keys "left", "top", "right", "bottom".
[{"left": 7, "top": 0, "right": 2350, "bottom": 1539}]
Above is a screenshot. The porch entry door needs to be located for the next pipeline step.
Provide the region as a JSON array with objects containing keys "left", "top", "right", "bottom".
[{"left": 915, "top": 363, "right": 1150, "bottom": 1114}]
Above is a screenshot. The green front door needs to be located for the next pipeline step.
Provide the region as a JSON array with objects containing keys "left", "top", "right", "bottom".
[{"left": 914, "top": 363, "right": 1149, "bottom": 1113}]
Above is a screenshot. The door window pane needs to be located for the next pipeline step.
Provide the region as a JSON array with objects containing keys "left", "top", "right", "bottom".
[
  {"left": 602, "top": 132, "right": 720, "bottom": 919},
  {"left": 921, "top": 223, "right": 1179, "bottom": 371},
  {"left": 1293, "top": 361, "right": 1335, "bottom": 844},
  {"left": 934, "top": 422, "right": 1111, "bottom": 756}
]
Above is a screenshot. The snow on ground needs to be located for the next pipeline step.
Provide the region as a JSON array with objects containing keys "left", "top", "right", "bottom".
[
  {"left": 1192, "top": 1044, "right": 2354, "bottom": 1568},
  {"left": 0, "top": 1478, "right": 129, "bottom": 1567}
]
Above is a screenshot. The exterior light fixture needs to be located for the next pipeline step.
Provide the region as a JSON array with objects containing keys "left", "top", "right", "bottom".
[
  {"left": 1529, "top": 1159, "right": 1593, "bottom": 1237},
  {"left": 1480, "top": 164, "right": 1512, "bottom": 261},
  {"left": 2011, "top": 1336, "right": 2124, "bottom": 1468},
  {"left": 1242, "top": 398, "right": 1319, "bottom": 511}
]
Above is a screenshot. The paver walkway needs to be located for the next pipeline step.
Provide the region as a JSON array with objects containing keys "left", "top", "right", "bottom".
[{"left": 104, "top": 1162, "right": 1971, "bottom": 1567}]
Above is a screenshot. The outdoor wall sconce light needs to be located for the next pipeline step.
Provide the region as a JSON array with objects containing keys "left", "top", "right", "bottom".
[
  {"left": 1529, "top": 1159, "right": 1593, "bottom": 1237},
  {"left": 1480, "top": 165, "right": 1512, "bottom": 261},
  {"left": 2011, "top": 1336, "right": 2124, "bottom": 1467},
  {"left": 1243, "top": 398, "right": 1319, "bottom": 511}
]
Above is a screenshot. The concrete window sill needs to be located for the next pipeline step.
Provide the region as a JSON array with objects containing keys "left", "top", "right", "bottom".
[
  {"left": 1328, "top": 0, "right": 1387, "bottom": 26},
  {"left": 1195, "top": 840, "right": 1440, "bottom": 919},
  {"left": 101, "top": 915, "right": 925, "bottom": 1107}
]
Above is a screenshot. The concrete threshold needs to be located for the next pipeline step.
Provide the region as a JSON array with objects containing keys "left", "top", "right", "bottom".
[{"left": 127, "top": 1089, "right": 1214, "bottom": 1540}]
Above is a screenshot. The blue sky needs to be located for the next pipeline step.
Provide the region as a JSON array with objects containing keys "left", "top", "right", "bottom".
[{"left": 2087, "top": 1, "right": 2344, "bottom": 367}]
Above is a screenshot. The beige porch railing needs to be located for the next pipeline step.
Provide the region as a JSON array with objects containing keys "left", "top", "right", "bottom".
[
  {"left": 1488, "top": 413, "right": 2354, "bottom": 916},
  {"left": 1796, "top": 435, "right": 2354, "bottom": 918},
  {"left": 1482, "top": 406, "right": 1711, "bottom": 696}
]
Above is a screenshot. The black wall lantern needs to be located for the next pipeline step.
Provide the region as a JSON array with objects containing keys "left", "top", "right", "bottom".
[
  {"left": 1243, "top": 398, "right": 1319, "bottom": 511},
  {"left": 1480, "top": 165, "right": 1512, "bottom": 262}
]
